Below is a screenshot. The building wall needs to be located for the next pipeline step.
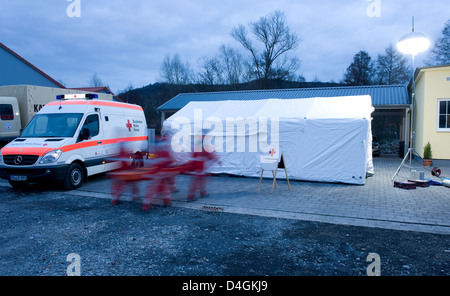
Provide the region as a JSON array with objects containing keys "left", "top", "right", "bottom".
[
  {"left": 414, "top": 71, "right": 426, "bottom": 157},
  {"left": 415, "top": 66, "right": 450, "bottom": 160},
  {"left": 0, "top": 46, "right": 61, "bottom": 88}
]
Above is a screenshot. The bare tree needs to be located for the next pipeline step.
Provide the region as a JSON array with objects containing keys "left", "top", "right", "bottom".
[
  {"left": 218, "top": 45, "right": 245, "bottom": 85},
  {"left": 118, "top": 83, "right": 134, "bottom": 103},
  {"left": 89, "top": 73, "right": 104, "bottom": 87},
  {"left": 199, "top": 56, "right": 224, "bottom": 85},
  {"left": 375, "top": 44, "right": 412, "bottom": 85},
  {"left": 231, "top": 10, "right": 300, "bottom": 88},
  {"left": 159, "top": 54, "right": 193, "bottom": 85},
  {"left": 427, "top": 20, "right": 450, "bottom": 65},
  {"left": 199, "top": 45, "right": 246, "bottom": 86}
]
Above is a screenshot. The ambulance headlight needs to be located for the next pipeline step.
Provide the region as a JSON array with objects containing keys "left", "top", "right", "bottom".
[{"left": 40, "top": 149, "right": 63, "bottom": 164}]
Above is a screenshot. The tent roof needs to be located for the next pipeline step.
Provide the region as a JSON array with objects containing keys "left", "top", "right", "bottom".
[{"left": 167, "top": 95, "right": 374, "bottom": 121}]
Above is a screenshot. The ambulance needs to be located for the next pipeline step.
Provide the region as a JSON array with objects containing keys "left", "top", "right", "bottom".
[{"left": 0, "top": 94, "right": 148, "bottom": 189}]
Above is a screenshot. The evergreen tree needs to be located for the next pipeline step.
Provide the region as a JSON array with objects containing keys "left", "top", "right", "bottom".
[
  {"left": 343, "top": 51, "right": 374, "bottom": 86},
  {"left": 427, "top": 20, "right": 450, "bottom": 65},
  {"left": 375, "top": 44, "right": 412, "bottom": 85}
]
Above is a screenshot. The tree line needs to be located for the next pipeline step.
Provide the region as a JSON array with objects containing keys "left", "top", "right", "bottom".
[
  {"left": 116, "top": 13, "right": 449, "bottom": 131},
  {"left": 159, "top": 11, "right": 450, "bottom": 88},
  {"left": 344, "top": 19, "right": 449, "bottom": 85},
  {"left": 160, "top": 11, "right": 303, "bottom": 90}
]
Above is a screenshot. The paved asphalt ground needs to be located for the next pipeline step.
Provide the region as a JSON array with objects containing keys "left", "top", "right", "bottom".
[{"left": 0, "top": 156, "right": 449, "bottom": 282}]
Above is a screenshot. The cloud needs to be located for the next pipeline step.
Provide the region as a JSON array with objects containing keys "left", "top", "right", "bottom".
[{"left": 0, "top": 0, "right": 448, "bottom": 93}]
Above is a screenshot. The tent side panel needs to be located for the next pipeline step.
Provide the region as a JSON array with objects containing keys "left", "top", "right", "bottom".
[{"left": 287, "top": 118, "right": 369, "bottom": 184}]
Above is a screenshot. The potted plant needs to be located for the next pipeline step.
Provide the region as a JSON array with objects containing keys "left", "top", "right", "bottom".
[{"left": 423, "top": 141, "right": 432, "bottom": 166}]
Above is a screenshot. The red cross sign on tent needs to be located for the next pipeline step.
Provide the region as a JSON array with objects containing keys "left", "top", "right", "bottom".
[{"left": 258, "top": 146, "right": 290, "bottom": 194}]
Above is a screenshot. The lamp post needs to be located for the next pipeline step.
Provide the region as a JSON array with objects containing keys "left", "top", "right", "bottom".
[{"left": 392, "top": 17, "right": 430, "bottom": 180}]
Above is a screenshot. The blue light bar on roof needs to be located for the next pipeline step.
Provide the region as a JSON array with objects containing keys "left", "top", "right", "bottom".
[
  {"left": 56, "top": 93, "right": 99, "bottom": 100},
  {"left": 85, "top": 94, "right": 99, "bottom": 99}
]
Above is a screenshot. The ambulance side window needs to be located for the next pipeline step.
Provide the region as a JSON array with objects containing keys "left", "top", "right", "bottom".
[{"left": 78, "top": 114, "right": 99, "bottom": 141}]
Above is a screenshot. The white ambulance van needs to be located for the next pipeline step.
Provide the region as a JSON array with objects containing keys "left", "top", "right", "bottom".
[{"left": 0, "top": 94, "right": 148, "bottom": 189}]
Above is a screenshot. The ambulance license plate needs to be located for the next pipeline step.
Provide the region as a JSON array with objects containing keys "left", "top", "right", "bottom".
[{"left": 10, "top": 175, "right": 27, "bottom": 181}]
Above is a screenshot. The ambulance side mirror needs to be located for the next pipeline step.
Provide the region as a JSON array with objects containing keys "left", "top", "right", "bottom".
[{"left": 78, "top": 127, "right": 91, "bottom": 142}]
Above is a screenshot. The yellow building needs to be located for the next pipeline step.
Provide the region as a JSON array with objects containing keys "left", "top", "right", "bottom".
[{"left": 413, "top": 64, "right": 450, "bottom": 160}]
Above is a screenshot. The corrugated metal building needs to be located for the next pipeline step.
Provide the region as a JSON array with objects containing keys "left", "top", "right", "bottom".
[
  {"left": 158, "top": 84, "right": 411, "bottom": 155},
  {"left": 159, "top": 84, "right": 410, "bottom": 111}
]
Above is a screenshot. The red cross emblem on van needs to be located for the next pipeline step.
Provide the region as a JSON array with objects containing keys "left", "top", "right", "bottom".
[{"left": 126, "top": 120, "right": 132, "bottom": 132}]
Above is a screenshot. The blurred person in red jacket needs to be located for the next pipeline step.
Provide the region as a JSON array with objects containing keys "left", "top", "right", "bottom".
[
  {"left": 142, "top": 135, "right": 177, "bottom": 211},
  {"left": 187, "top": 135, "right": 219, "bottom": 201},
  {"left": 110, "top": 142, "right": 140, "bottom": 205}
]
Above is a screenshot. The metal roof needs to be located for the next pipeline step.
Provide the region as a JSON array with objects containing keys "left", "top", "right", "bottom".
[{"left": 158, "top": 84, "right": 410, "bottom": 111}]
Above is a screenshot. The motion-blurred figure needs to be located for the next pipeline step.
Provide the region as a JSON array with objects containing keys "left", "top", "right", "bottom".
[
  {"left": 142, "top": 135, "right": 177, "bottom": 211},
  {"left": 187, "top": 138, "right": 218, "bottom": 201},
  {"left": 110, "top": 142, "right": 140, "bottom": 205}
]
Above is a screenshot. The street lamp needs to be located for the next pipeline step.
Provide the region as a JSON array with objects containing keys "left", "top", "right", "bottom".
[
  {"left": 392, "top": 17, "right": 430, "bottom": 180},
  {"left": 397, "top": 31, "right": 430, "bottom": 57}
]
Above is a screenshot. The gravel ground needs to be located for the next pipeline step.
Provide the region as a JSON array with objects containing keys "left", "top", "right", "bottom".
[{"left": 0, "top": 184, "right": 449, "bottom": 278}]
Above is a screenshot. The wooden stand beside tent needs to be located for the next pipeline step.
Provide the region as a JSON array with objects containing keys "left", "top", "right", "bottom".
[{"left": 258, "top": 153, "right": 291, "bottom": 194}]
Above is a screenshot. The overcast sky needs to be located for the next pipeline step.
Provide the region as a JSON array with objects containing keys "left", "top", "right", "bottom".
[{"left": 0, "top": 0, "right": 448, "bottom": 94}]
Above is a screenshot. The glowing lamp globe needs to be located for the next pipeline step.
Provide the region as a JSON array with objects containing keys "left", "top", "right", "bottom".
[{"left": 397, "top": 31, "right": 430, "bottom": 57}]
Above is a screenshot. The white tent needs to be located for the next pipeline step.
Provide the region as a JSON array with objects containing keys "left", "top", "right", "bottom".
[{"left": 162, "top": 96, "right": 374, "bottom": 185}]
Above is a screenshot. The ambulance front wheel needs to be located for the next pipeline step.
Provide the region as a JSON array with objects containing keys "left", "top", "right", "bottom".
[{"left": 63, "top": 163, "right": 85, "bottom": 190}]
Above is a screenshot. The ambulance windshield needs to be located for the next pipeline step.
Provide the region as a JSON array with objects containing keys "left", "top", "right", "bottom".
[{"left": 21, "top": 113, "right": 84, "bottom": 138}]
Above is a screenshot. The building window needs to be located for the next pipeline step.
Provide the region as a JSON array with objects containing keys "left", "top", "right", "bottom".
[{"left": 437, "top": 99, "right": 450, "bottom": 131}]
